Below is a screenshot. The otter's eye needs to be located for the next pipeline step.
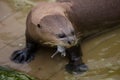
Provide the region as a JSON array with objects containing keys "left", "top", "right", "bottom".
[
  {"left": 37, "top": 24, "right": 41, "bottom": 28},
  {"left": 57, "top": 33, "right": 66, "bottom": 38}
]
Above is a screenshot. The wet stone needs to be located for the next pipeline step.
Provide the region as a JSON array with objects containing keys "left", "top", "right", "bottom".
[{"left": 0, "top": 1, "right": 13, "bottom": 21}]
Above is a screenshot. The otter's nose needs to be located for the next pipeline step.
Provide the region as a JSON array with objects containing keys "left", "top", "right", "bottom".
[
  {"left": 67, "top": 38, "right": 76, "bottom": 45},
  {"left": 68, "top": 40, "right": 72, "bottom": 45}
]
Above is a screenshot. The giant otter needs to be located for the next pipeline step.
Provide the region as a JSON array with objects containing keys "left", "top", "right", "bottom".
[{"left": 11, "top": 0, "right": 120, "bottom": 74}]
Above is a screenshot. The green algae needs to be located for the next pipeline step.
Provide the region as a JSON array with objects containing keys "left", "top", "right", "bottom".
[{"left": 0, "top": 66, "right": 36, "bottom": 80}]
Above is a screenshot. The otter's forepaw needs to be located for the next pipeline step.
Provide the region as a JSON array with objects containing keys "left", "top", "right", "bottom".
[
  {"left": 11, "top": 49, "right": 34, "bottom": 64},
  {"left": 65, "top": 63, "right": 88, "bottom": 74}
]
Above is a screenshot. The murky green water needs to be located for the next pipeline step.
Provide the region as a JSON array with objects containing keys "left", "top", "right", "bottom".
[
  {"left": 0, "top": 0, "right": 120, "bottom": 80},
  {"left": 2, "top": 0, "right": 56, "bottom": 13}
]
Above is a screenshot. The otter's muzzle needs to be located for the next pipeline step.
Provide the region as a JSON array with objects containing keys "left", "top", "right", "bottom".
[{"left": 67, "top": 36, "right": 77, "bottom": 46}]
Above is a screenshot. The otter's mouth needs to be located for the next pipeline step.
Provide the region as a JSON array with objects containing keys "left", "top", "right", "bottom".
[{"left": 51, "top": 45, "right": 66, "bottom": 58}]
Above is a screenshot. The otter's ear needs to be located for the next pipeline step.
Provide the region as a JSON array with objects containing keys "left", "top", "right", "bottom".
[{"left": 37, "top": 24, "right": 42, "bottom": 28}]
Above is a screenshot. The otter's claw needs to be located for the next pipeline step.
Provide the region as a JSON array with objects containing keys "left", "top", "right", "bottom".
[
  {"left": 11, "top": 49, "right": 34, "bottom": 63},
  {"left": 51, "top": 46, "right": 66, "bottom": 58},
  {"left": 65, "top": 63, "right": 88, "bottom": 74}
]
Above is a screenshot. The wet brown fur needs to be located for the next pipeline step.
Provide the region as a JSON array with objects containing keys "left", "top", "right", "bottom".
[{"left": 26, "top": 0, "right": 120, "bottom": 47}]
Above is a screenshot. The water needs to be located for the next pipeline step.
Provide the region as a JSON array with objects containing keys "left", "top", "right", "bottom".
[{"left": 0, "top": 0, "right": 120, "bottom": 80}]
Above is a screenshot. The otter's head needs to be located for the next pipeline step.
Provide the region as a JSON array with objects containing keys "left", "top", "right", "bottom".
[{"left": 37, "top": 14, "right": 77, "bottom": 48}]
